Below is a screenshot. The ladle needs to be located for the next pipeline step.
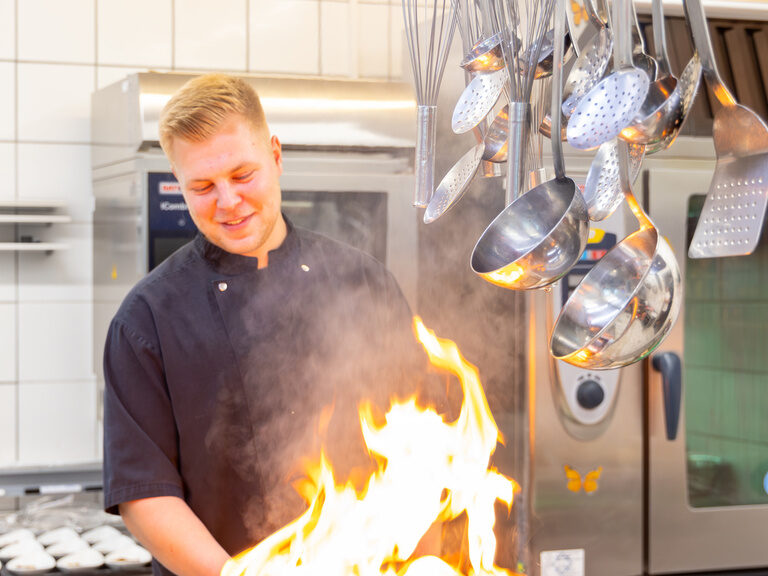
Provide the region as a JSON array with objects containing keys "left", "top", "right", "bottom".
[
  {"left": 549, "top": 139, "right": 682, "bottom": 369},
  {"left": 566, "top": 0, "right": 650, "bottom": 150},
  {"left": 684, "top": 0, "right": 768, "bottom": 258},
  {"left": 471, "top": 0, "right": 588, "bottom": 290},
  {"left": 460, "top": 32, "right": 506, "bottom": 73},
  {"left": 620, "top": 0, "right": 702, "bottom": 154}
]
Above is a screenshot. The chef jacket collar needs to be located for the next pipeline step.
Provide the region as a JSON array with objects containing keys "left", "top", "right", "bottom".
[{"left": 193, "top": 214, "right": 300, "bottom": 276}]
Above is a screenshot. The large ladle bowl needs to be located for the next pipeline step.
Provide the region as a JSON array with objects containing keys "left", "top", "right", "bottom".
[
  {"left": 550, "top": 140, "right": 682, "bottom": 369},
  {"left": 460, "top": 32, "right": 506, "bottom": 73},
  {"left": 471, "top": 0, "right": 588, "bottom": 290}
]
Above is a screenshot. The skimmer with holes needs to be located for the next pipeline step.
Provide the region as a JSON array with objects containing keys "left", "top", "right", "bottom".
[{"left": 424, "top": 143, "right": 484, "bottom": 224}]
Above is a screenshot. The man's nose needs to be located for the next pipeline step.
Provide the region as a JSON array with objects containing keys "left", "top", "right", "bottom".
[{"left": 216, "top": 182, "right": 240, "bottom": 210}]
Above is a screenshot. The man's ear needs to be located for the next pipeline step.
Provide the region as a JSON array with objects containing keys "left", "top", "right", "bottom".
[{"left": 271, "top": 135, "right": 283, "bottom": 173}]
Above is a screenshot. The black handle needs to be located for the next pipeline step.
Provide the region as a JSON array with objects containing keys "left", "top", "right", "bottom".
[{"left": 652, "top": 352, "right": 682, "bottom": 441}]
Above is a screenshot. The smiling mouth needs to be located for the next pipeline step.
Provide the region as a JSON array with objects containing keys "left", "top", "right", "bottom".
[{"left": 222, "top": 215, "right": 251, "bottom": 226}]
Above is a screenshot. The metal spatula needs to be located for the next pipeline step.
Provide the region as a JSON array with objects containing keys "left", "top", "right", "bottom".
[{"left": 685, "top": 0, "right": 768, "bottom": 258}]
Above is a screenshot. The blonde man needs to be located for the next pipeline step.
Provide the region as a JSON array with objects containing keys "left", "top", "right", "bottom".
[{"left": 103, "top": 74, "right": 428, "bottom": 576}]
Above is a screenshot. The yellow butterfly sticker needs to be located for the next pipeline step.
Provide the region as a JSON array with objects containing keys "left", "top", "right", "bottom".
[{"left": 564, "top": 465, "right": 603, "bottom": 494}]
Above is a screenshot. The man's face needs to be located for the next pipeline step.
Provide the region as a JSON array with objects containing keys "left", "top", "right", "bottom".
[{"left": 169, "top": 115, "right": 285, "bottom": 259}]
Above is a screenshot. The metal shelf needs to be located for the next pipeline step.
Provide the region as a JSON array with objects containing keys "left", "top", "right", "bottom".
[
  {"left": 0, "top": 462, "right": 102, "bottom": 497},
  {"left": 0, "top": 215, "right": 72, "bottom": 224},
  {"left": 0, "top": 242, "right": 69, "bottom": 252},
  {"left": 0, "top": 199, "right": 68, "bottom": 209}
]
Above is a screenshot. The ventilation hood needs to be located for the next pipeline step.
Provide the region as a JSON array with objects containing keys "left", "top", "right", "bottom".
[{"left": 92, "top": 72, "right": 417, "bottom": 168}]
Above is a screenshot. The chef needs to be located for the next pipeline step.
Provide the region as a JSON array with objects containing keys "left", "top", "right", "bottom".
[{"left": 103, "top": 73, "right": 433, "bottom": 576}]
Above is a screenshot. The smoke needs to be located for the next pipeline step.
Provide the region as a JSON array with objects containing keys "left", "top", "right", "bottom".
[{"left": 204, "top": 240, "right": 448, "bottom": 547}]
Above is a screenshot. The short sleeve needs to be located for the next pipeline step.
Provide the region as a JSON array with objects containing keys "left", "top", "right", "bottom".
[{"left": 102, "top": 317, "right": 184, "bottom": 514}]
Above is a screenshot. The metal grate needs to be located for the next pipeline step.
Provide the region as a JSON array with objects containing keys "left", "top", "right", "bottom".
[{"left": 637, "top": 15, "right": 768, "bottom": 137}]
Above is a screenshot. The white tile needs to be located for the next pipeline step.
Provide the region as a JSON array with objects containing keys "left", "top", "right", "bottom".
[
  {"left": 0, "top": 303, "right": 16, "bottom": 381},
  {"left": 18, "top": 0, "right": 95, "bottom": 64},
  {"left": 321, "top": 2, "right": 352, "bottom": 77},
  {"left": 0, "top": 142, "right": 15, "bottom": 202},
  {"left": 0, "top": 62, "right": 14, "bottom": 141},
  {"left": 17, "top": 144, "right": 93, "bottom": 222},
  {"left": 18, "top": 223, "right": 93, "bottom": 303},
  {"left": 175, "top": 0, "right": 247, "bottom": 71},
  {"left": 0, "top": 0, "right": 14, "bottom": 60},
  {"left": 390, "top": 4, "right": 407, "bottom": 80},
  {"left": 18, "top": 379, "right": 97, "bottom": 464},
  {"left": 18, "top": 64, "right": 94, "bottom": 143},
  {"left": 0, "top": 384, "right": 17, "bottom": 465},
  {"left": 249, "top": 0, "right": 319, "bottom": 75},
  {"left": 18, "top": 302, "right": 93, "bottom": 382},
  {"left": 358, "top": 4, "right": 390, "bottom": 78},
  {"left": 97, "top": 0, "right": 172, "bottom": 68}
]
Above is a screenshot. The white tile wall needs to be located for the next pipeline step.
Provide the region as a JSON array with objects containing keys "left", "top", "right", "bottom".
[
  {"left": 17, "top": 64, "right": 95, "bottom": 143},
  {"left": 0, "top": 384, "right": 17, "bottom": 465},
  {"left": 0, "top": 303, "right": 16, "bottom": 381},
  {"left": 0, "top": 62, "right": 15, "bottom": 141},
  {"left": 18, "top": 224, "right": 93, "bottom": 303},
  {"left": 18, "top": 379, "right": 97, "bottom": 464},
  {"left": 97, "top": 0, "right": 173, "bottom": 68},
  {"left": 17, "top": 144, "right": 93, "bottom": 222},
  {"left": 0, "top": 0, "right": 14, "bottom": 61},
  {"left": 358, "top": 3, "right": 390, "bottom": 78},
  {"left": 0, "top": 142, "right": 15, "bottom": 202},
  {"left": 249, "top": 0, "right": 320, "bottom": 75},
  {"left": 1, "top": 0, "right": 403, "bottom": 468},
  {"left": 18, "top": 302, "right": 93, "bottom": 382},
  {"left": 17, "top": 0, "right": 95, "bottom": 64},
  {"left": 321, "top": 2, "right": 352, "bottom": 77},
  {"left": 175, "top": 0, "right": 248, "bottom": 72}
]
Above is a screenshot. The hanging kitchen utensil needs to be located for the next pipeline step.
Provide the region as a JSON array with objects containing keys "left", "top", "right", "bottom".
[
  {"left": 684, "top": 0, "right": 768, "bottom": 258},
  {"left": 402, "top": 0, "right": 458, "bottom": 207},
  {"left": 560, "top": 0, "right": 614, "bottom": 117},
  {"left": 620, "top": 0, "right": 702, "bottom": 154},
  {"left": 452, "top": 68, "right": 508, "bottom": 134},
  {"left": 518, "top": 27, "right": 573, "bottom": 80},
  {"left": 460, "top": 32, "right": 506, "bottom": 73},
  {"left": 629, "top": 0, "right": 658, "bottom": 81},
  {"left": 550, "top": 139, "right": 682, "bottom": 369},
  {"left": 583, "top": 138, "right": 645, "bottom": 221},
  {"left": 471, "top": 0, "right": 588, "bottom": 290},
  {"left": 424, "top": 143, "right": 485, "bottom": 223},
  {"left": 566, "top": 0, "right": 650, "bottom": 150}
]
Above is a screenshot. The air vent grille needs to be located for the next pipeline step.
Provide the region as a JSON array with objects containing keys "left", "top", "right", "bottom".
[{"left": 637, "top": 15, "right": 768, "bottom": 137}]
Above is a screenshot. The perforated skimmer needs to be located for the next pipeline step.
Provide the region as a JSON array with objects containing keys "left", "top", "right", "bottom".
[
  {"left": 452, "top": 68, "right": 508, "bottom": 134},
  {"left": 685, "top": 0, "right": 768, "bottom": 258},
  {"left": 566, "top": 0, "right": 649, "bottom": 150},
  {"left": 424, "top": 143, "right": 484, "bottom": 224}
]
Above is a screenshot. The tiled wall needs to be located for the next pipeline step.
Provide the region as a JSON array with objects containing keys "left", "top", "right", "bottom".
[{"left": 0, "top": 0, "right": 411, "bottom": 468}]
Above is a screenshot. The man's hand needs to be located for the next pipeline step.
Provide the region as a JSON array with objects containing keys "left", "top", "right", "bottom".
[{"left": 119, "top": 496, "right": 230, "bottom": 576}]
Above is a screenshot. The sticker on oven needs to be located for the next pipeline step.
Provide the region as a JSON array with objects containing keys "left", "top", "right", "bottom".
[{"left": 540, "top": 549, "right": 585, "bottom": 576}]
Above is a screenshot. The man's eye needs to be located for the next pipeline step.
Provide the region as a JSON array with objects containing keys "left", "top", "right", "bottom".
[
  {"left": 190, "top": 184, "right": 212, "bottom": 194},
  {"left": 233, "top": 171, "right": 254, "bottom": 182}
]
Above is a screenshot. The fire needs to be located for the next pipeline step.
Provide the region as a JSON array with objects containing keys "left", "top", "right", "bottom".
[{"left": 222, "top": 317, "right": 519, "bottom": 576}]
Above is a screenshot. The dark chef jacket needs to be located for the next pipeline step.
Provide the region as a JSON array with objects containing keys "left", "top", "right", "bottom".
[{"left": 103, "top": 217, "right": 431, "bottom": 575}]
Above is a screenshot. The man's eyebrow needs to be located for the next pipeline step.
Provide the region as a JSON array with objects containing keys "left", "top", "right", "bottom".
[{"left": 188, "top": 163, "right": 255, "bottom": 183}]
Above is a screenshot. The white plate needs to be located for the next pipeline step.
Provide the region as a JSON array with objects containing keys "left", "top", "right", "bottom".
[
  {"left": 37, "top": 528, "right": 79, "bottom": 547},
  {"left": 0, "top": 540, "right": 44, "bottom": 562},
  {"left": 56, "top": 549, "right": 104, "bottom": 573},
  {"left": 80, "top": 526, "right": 121, "bottom": 545},
  {"left": 0, "top": 530, "right": 36, "bottom": 548},
  {"left": 104, "top": 546, "right": 152, "bottom": 570},
  {"left": 92, "top": 535, "right": 135, "bottom": 555},
  {"left": 6, "top": 551, "right": 56, "bottom": 575},
  {"left": 45, "top": 538, "right": 88, "bottom": 559}
]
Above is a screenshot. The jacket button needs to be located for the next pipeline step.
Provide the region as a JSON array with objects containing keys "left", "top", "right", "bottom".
[{"left": 218, "top": 282, "right": 228, "bottom": 292}]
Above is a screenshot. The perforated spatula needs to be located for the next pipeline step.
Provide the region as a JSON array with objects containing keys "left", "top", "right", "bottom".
[{"left": 686, "top": 0, "right": 768, "bottom": 258}]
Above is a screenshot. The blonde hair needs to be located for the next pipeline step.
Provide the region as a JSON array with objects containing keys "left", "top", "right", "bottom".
[{"left": 159, "top": 73, "right": 268, "bottom": 156}]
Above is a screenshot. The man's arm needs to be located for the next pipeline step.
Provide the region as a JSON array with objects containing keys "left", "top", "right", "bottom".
[{"left": 119, "top": 496, "right": 230, "bottom": 576}]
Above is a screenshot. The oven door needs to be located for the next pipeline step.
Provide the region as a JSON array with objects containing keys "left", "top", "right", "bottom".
[{"left": 646, "top": 167, "right": 768, "bottom": 574}]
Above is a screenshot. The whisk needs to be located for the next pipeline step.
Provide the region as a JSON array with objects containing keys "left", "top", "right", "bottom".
[
  {"left": 402, "top": 0, "right": 458, "bottom": 207},
  {"left": 488, "top": 0, "right": 555, "bottom": 203}
]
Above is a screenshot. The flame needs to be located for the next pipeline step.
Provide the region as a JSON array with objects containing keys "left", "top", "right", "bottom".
[
  {"left": 483, "top": 262, "right": 526, "bottom": 288},
  {"left": 222, "top": 317, "right": 519, "bottom": 576}
]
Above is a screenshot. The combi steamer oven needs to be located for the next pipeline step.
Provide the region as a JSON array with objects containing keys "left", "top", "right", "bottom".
[{"left": 91, "top": 72, "right": 419, "bottom": 445}]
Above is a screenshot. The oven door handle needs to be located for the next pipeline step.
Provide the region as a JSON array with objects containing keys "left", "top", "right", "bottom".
[{"left": 652, "top": 352, "right": 682, "bottom": 441}]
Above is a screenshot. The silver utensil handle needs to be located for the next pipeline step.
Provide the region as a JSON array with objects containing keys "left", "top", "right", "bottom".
[
  {"left": 414, "top": 105, "right": 437, "bottom": 207},
  {"left": 551, "top": 0, "right": 567, "bottom": 180},
  {"left": 505, "top": 102, "right": 529, "bottom": 204},
  {"left": 652, "top": 0, "right": 672, "bottom": 77},
  {"left": 682, "top": 0, "right": 736, "bottom": 105},
  {"left": 613, "top": 0, "right": 632, "bottom": 70}
]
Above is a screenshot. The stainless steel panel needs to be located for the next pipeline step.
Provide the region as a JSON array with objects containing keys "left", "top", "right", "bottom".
[{"left": 646, "top": 167, "right": 768, "bottom": 574}]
